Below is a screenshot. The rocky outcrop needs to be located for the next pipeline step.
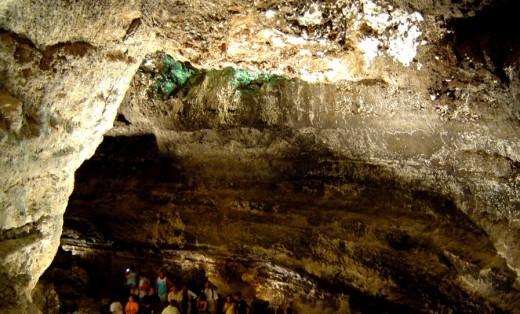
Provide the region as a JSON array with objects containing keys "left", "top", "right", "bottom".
[
  {"left": 64, "top": 132, "right": 519, "bottom": 312},
  {"left": 31, "top": 281, "right": 60, "bottom": 314},
  {"left": 62, "top": 38, "right": 520, "bottom": 310},
  {"left": 0, "top": 0, "right": 519, "bottom": 312},
  {"left": 0, "top": 1, "right": 146, "bottom": 311}
]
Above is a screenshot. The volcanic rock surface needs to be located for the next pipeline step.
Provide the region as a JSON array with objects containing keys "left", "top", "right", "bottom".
[{"left": 0, "top": 0, "right": 519, "bottom": 313}]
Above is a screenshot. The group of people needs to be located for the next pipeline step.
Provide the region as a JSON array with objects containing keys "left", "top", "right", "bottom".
[{"left": 109, "top": 268, "right": 293, "bottom": 314}]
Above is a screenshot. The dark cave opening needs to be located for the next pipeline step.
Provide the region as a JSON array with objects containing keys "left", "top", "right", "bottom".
[
  {"left": 38, "top": 133, "right": 517, "bottom": 314},
  {"left": 447, "top": 0, "right": 520, "bottom": 83}
]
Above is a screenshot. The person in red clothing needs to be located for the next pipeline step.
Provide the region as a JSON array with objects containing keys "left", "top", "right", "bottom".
[{"left": 125, "top": 295, "right": 139, "bottom": 314}]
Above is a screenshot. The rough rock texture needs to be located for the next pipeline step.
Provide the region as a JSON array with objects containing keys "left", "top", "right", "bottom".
[
  {"left": 0, "top": 1, "right": 146, "bottom": 312},
  {"left": 0, "top": 0, "right": 519, "bottom": 313},
  {"left": 64, "top": 133, "right": 519, "bottom": 312},
  {"left": 31, "top": 281, "right": 60, "bottom": 314},
  {"left": 64, "top": 38, "right": 520, "bottom": 310}
]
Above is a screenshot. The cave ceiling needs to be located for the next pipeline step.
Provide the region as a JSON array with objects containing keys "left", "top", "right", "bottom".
[{"left": 0, "top": 0, "right": 519, "bottom": 313}]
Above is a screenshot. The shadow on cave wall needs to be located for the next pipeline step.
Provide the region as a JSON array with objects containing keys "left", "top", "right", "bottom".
[{"left": 56, "top": 132, "right": 513, "bottom": 313}]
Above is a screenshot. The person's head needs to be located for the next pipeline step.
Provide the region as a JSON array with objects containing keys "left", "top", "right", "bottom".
[
  {"left": 170, "top": 284, "right": 178, "bottom": 293},
  {"left": 233, "top": 292, "right": 242, "bottom": 301},
  {"left": 148, "top": 287, "right": 155, "bottom": 296},
  {"left": 128, "top": 295, "right": 135, "bottom": 302},
  {"left": 225, "top": 295, "right": 232, "bottom": 303},
  {"left": 158, "top": 271, "right": 165, "bottom": 278},
  {"left": 205, "top": 280, "right": 215, "bottom": 289}
]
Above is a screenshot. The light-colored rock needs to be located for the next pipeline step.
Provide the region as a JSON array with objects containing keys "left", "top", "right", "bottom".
[
  {"left": 0, "top": 1, "right": 147, "bottom": 311},
  {"left": 32, "top": 281, "right": 60, "bottom": 314},
  {"left": 0, "top": 0, "right": 518, "bottom": 312}
]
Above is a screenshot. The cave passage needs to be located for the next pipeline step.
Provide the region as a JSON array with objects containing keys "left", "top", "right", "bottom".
[
  {"left": 39, "top": 132, "right": 516, "bottom": 314},
  {"left": 3, "top": 1, "right": 520, "bottom": 314}
]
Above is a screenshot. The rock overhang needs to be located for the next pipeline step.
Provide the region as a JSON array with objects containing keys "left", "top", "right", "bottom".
[{"left": 0, "top": 0, "right": 519, "bottom": 312}]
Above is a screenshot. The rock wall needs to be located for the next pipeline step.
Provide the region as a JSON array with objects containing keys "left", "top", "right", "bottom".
[
  {"left": 0, "top": 1, "right": 146, "bottom": 311},
  {"left": 64, "top": 43, "right": 520, "bottom": 310},
  {"left": 0, "top": 0, "right": 519, "bottom": 312}
]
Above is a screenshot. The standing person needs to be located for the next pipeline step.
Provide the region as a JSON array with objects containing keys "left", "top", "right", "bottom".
[
  {"left": 233, "top": 292, "right": 249, "bottom": 314},
  {"left": 125, "top": 295, "right": 139, "bottom": 314},
  {"left": 139, "top": 274, "right": 150, "bottom": 290},
  {"left": 222, "top": 295, "right": 236, "bottom": 314},
  {"left": 139, "top": 280, "right": 149, "bottom": 301},
  {"left": 197, "top": 293, "right": 209, "bottom": 314},
  {"left": 167, "top": 285, "right": 182, "bottom": 304},
  {"left": 130, "top": 285, "right": 140, "bottom": 299},
  {"left": 181, "top": 285, "right": 198, "bottom": 314},
  {"left": 162, "top": 300, "right": 182, "bottom": 314},
  {"left": 157, "top": 271, "right": 171, "bottom": 304},
  {"left": 126, "top": 268, "right": 137, "bottom": 289},
  {"left": 203, "top": 280, "right": 218, "bottom": 314},
  {"left": 284, "top": 301, "right": 294, "bottom": 314},
  {"left": 140, "top": 288, "right": 159, "bottom": 314}
]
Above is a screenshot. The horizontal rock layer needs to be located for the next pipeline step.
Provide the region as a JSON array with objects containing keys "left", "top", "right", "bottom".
[{"left": 65, "top": 41, "right": 520, "bottom": 311}]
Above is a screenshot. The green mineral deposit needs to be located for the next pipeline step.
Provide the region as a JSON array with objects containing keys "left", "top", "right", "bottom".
[
  {"left": 153, "top": 53, "right": 284, "bottom": 98},
  {"left": 154, "top": 54, "right": 195, "bottom": 96}
]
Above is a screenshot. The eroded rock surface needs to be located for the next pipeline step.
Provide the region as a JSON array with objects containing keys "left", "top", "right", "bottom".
[
  {"left": 0, "top": 0, "right": 519, "bottom": 312},
  {"left": 63, "top": 133, "right": 518, "bottom": 312},
  {"left": 0, "top": 1, "right": 146, "bottom": 312}
]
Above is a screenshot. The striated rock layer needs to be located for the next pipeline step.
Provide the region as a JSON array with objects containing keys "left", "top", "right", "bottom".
[
  {"left": 0, "top": 0, "right": 519, "bottom": 312},
  {"left": 65, "top": 39, "right": 520, "bottom": 310}
]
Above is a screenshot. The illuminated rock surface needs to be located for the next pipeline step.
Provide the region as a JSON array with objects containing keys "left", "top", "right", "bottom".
[{"left": 0, "top": 0, "right": 519, "bottom": 313}]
